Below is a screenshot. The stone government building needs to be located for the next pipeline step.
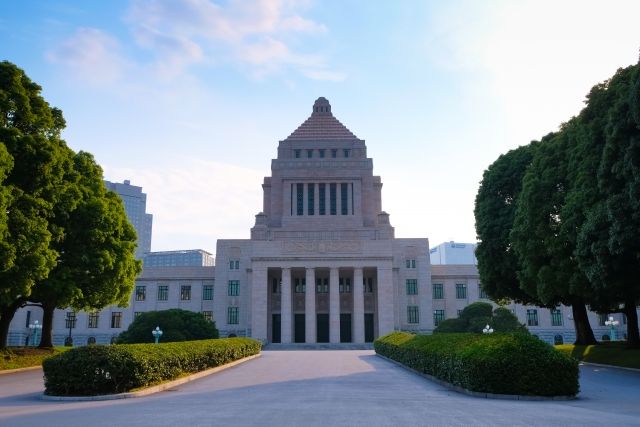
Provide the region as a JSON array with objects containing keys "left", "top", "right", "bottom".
[{"left": 6, "top": 98, "right": 632, "bottom": 346}]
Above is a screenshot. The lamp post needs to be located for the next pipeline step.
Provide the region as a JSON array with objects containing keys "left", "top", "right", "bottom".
[
  {"left": 604, "top": 316, "right": 619, "bottom": 341},
  {"left": 482, "top": 324, "right": 494, "bottom": 334},
  {"left": 28, "top": 320, "right": 42, "bottom": 346},
  {"left": 152, "top": 326, "right": 163, "bottom": 344}
]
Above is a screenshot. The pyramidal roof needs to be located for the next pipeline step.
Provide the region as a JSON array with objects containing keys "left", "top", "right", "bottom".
[{"left": 285, "top": 97, "right": 358, "bottom": 141}]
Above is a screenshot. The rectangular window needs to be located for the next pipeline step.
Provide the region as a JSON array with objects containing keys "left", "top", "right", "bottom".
[
  {"left": 598, "top": 313, "right": 608, "bottom": 326},
  {"left": 111, "top": 312, "right": 122, "bottom": 328},
  {"left": 272, "top": 278, "right": 281, "bottom": 294},
  {"left": 88, "top": 312, "right": 99, "bottom": 328},
  {"left": 330, "top": 183, "right": 337, "bottom": 215},
  {"left": 479, "top": 284, "right": 488, "bottom": 299},
  {"left": 406, "top": 259, "right": 416, "bottom": 269},
  {"left": 456, "top": 283, "right": 467, "bottom": 299},
  {"left": 339, "top": 277, "right": 351, "bottom": 293},
  {"left": 316, "top": 278, "right": 328, "bottom": 293},
  {"left": 295, "top": 278, "right": 306, "bottom": 293},
  {"left": 203, "top": 285, "right": 213, "bottom": 300},
  {"left": 551, "top": 308, "right": 563, "bottom": 326},
  {"left": 527, "top": 309, "right": 539, "bottom": 326},
  {"left": 308, "top": 183, "right": 315, "bottom": 215},
  {"left": 364, "top": 277, "right": 374, "bottom": 293},
  {"left": 343, "top": 149, "right": 350, "bottom": 158},
  {"left": 202, "top": 311, "right": 213, "bottom": 322},
  {"left": 406, "top": 279, "right": 418, "bottom": 295},
  {"left": 157, "top": 285, "right": 168, "bottom": 301},
  {"left": 457, "top": 309, "right": 463, "bottom": 316},
  {"left": 433, "top": 309, "right": 445, "bottom": 326},
  {"left": 432, "top": 283, "right": 444, "bottom": 299},
  {"left": 623, "top": 314, "right": 627, "bottom": 325},
  {"left": 228, "top": 280, "right": 239, "bottom": 296},
  {"left": 227, "top": 307, "right": 239, "bottom": 324},
  {"left": 135, "top": 285, "right": 146, "bottom": 301},
  {"left": 307, "top": 149, "right": 313, "bottom": 158},
  {"left": 65, "top": 312, "right": 77, "bottom": 329},
  {"left": 134, "top": 311, "right": 143, "bottom": 318},
  {"left": 319, "top": 183, "right": 326, "bottom": 215},
  {"left": 294, "top": 149, "right": 301, "bottom": 158},
  {"left": 25, "top": 310, "right": 31, "bottom": 328},
  {"left": 407, "top": 306, "right": 419, "bottom": 324},
  {"left": 296, "top": 183, "right": 304, "bottom": 216},
  {"left": 319, "top": 149, "right": 325, "bottom": 158},
  {"left": 331, "top": 149, "right": 337, "bottom": 158},
  {"left": 340, "top": 183, "right": 348, "bottom": 215},
  {"left": 181, "top": 285, "right": 192, "bottom": 301}
]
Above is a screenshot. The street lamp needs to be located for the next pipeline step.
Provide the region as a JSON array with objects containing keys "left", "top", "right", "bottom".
[
  {"left": 482, "top": 324, "right": 494, "bottom": 334},
  {"left": 152, "top": 326, "right": 163, "bottom": 344},
  {"left": 28, "top": 320, "right": 42, "bottom": 346},
  {"left": 604, "top": 316, "right": 619, "bottom": 341}
]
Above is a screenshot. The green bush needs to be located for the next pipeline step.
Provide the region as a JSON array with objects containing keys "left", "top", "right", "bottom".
[
  {"left": 42, "top": 337, "right": 261, "bottom": 396},
  {"left": 375, "top": 331, "right": 579, "bottom": 396},
  {"left": 116, "top": 309, "right": 219, "bottom": 344},
  {"left": 433, "top": 303, "right": 527, "bottom": 334}
]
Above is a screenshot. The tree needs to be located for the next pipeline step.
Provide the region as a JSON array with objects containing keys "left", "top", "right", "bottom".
[
  {"left": 511, "top": 130, "right": 597, "bottom": 345},
  {"left": 32, "top": 151, "right": 141, "bottom": 347},
  {"left": 116, "top": 309, "right": 219, "bottom": 344},
  {"left": 575, "top": 62, "right": 640, "bottom": 346},
  {"left": 474, "top": 144, "right": 538, "bottom": 304},
  {"left": 0, "top": 61, "right": 68, "bottom": 348}
]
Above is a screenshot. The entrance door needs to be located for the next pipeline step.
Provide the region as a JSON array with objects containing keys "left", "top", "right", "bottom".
[
  {"left": 272, "top": 314, "right": 281, "bottom": 343},
  {"left": 294, "top": 314, "right": 306, "bottom": 343},
  {"left": 317, "top": 314, "right": 329, "bottom": 343},
  {"left": 340, "top": 313, "right": 352, "bottom": 343},
  {"left": 364, "top": 313, "right": 374, "bottom": 342}
]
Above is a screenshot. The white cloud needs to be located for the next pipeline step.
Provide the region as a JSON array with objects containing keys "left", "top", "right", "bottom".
[
  {"left": 104, "top": 157, "right": 264, "bottom": 253},
  {"left": 46, "top": 27, "right": 127, "bottom": 85}
]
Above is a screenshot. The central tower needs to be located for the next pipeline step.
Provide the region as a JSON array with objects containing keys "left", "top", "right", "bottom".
[{"left": 251, "top": 97, "right": 394, "bottom": 241}]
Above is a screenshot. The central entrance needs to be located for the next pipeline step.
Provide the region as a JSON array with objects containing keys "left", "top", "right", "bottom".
[
  {"left": 294, "top": 314, "right": 305, "bottom": 343},
  {"left": 340, "top": 313, "right": 352, "bottom": 343},
  {"left": 316, "top": 314, "right": 329, "bottom": 342}
]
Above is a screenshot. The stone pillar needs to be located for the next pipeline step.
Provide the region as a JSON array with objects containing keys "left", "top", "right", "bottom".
[
  {"left": 305, "top": 267, "right": 316, "bottom": 343},
  {"left": 281, "top": 267, "right": 292, "bottom": 343},
  {"left": 376, "top": 263, "right": 394, "bottom": 338},
  {"left": 353, "top": 267, "right": 365, "bottom": 343},
  {"left": 329, "top": 267, "right": 340, "bottom": 343},
  {"left": 251, "top": 267, "right": 268, "bottom": 342}
]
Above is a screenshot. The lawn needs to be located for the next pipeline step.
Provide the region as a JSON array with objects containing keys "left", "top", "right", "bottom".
[
  {"left": 556, "top": 342, "right": 640, "bottom": 370},
  {"left": 0, "top": 347, "right": 68, "bottom": 371}
]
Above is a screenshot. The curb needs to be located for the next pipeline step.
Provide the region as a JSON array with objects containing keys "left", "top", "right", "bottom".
[
  {"left": 41, "top": 353, "right": 261, "bottom": 401},
  {"left": 580, "top": 361, "right": 640, "bottom": 373},
  {"left": 0, "top": 366, "right": 43, "bottom": 375},
  {"left": 376, "top": 353, "right": 576, "bottom": 401}
]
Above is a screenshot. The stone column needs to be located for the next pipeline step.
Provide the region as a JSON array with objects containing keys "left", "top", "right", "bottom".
[
  {"left": 329, "top": 267, "right": 340, "bottom": 343},
  {"left": 251, "top": 267, "right": 268, "bottom": 342},
  {"left": 281, "top": 267, "right": 292, "bottom": 343},
  {"left": 376, "top": 263, "right": 394, "bottom": 338},
  {"left": 305, "top": 267, "right": 316, "bottom": 343},
  {"left": 353, "top": 267, "right": 365, "bottom": 343}
]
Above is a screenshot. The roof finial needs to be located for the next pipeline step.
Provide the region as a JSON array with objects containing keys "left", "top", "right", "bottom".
[{"left": 313, "top": 97, "right": 331, "bottom": 115}]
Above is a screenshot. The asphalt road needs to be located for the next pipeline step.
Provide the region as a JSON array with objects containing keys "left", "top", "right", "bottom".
[{"left": 1, "top": 351, "right": 639, "bottom": 426}]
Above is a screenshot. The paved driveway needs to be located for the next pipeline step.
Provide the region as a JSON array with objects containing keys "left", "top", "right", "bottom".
[{"left": 1, "top": 350, "right": 639, "bottom": 426}]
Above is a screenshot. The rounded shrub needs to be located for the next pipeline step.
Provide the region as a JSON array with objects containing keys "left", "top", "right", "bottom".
[{"left": 116, "top": 309, "right": 218, "bottom": 344}]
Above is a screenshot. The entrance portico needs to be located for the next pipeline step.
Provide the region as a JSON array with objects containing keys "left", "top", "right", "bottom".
[{"left": 260, "top": 261, "right": 391, "bottom": 344}]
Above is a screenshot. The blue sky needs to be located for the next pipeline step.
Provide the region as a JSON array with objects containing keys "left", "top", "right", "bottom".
[{"left": 2, "top": 0, "right": 640, "bottom": 254}]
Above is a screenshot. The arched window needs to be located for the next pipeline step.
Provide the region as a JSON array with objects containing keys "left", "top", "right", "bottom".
[
  {"left": 554, "top": 334, "right": 564, "bottom": 345},
  {"left": 87, "top": 336, "right": 96, "bottom": 345},
  {"left": 601, "top": 334, "right": 610, "bottom": 341}
]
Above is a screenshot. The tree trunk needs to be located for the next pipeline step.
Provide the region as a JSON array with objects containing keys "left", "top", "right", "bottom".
[
  {"left": 624, "top": 301, "right": 640, "bottom": 348},
  {"left": 38, "top": 303, "right": 55, "bottom": 348},
  {"left": 572, "top": 299, "right": 597, "bottom": 345},
  {"left": 0, "top": 301, "right": 22, "bottom": 349}
]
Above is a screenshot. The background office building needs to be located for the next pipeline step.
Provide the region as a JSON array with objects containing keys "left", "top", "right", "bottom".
[{"left": 144, "top": 250, "right": 215, "bottom": 267}]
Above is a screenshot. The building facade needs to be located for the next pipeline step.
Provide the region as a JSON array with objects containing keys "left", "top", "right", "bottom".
[
  {"left": 104, "top": 179, "right": 153, "bottom": 259},
  {"left": 144, "top": 249, "right": 215, "bottom": 267}
]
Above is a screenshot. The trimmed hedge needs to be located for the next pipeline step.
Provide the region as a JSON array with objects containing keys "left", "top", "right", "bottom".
[
  {"left": 375, "top": 332, "right": 579, "bottom": 396},
  {"left": 43, "top": 337, "right": 261, "bottom": 396}
]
